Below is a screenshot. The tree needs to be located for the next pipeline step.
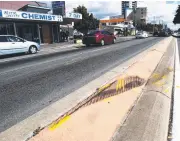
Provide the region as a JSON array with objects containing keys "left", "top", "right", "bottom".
[
  {"left": 73, "top": 5, "right": 99, "bottom": 33},
  {"left": 173, "top": 5, "right": 180, "bottom": 24}
]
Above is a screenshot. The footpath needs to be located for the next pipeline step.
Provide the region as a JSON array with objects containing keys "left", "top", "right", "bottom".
[{"left": 28, "top": 37, "right": 174, "bottom": 141}]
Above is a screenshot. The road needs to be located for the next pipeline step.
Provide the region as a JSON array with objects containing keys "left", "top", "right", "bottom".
[{"left": 0, "top": 37, "right": 164, "bottom": 132}]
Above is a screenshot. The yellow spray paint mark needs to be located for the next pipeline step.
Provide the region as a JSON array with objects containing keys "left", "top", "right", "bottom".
[
  {"left": 103, "top": 97, "right": 112, "bottom": 102},
  {"left": 116, "top": 79, "right": 125, "bottom": 92},
  {"left": 132, "top": 88, "right": 139, "bottom": 93},
  {"left": 168, "top": 67, "right": 173, "bottom": 72},
  {"left": 152, "top": 73, "right": 160, "bottom": 79},
  {"left": 98, "top": 83, "right": 111, "bottom": 93},
  {"left": 153, "top": 79, "right": 165, "bottom": 86},
  {"left": 49, "top": 115, "right": 70, "bottom": 131},
  {"left": 167, "top": 135, "right": 173, "bottom": 139},
  {"left": 162, "top": 75, "right": 167, "bottom": 79},
  {"left": 164, "top": 88, "right": 169, "bottom": 93},
  {"left": 176, "top": 85, "right": 180, "bottom": 88}
]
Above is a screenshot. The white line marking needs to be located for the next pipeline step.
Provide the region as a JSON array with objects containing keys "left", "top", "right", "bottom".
[{"left": 172, "top": 38, "right": 180, "bottom": 141}]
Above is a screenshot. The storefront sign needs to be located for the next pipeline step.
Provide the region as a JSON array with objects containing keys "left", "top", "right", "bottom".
[
  {"left": 0, "top": 9, "right": 63, "bottom": 22},
  {"left": 65, "top": 12, "right": 82, "bottom": 19},
  {"left": 52, "top": 1, "right": 65, "bottom": 9}
]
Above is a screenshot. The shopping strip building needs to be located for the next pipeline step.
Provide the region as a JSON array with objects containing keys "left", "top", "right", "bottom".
[{"left": 0, "top": 1, "right": 82, "bottom": 44}]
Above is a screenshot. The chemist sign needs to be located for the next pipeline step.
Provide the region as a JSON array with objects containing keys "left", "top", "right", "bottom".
[
  {"left": 0, "top": 9, "right": 63, "bottom": 22},
  {"left": 65, "top": 12, "right": 82, "bottom": 19}
]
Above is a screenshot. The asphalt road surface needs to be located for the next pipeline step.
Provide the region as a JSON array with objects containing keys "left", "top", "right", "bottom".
[{"left": 0, "top": 37, "right": 165, "bottom": 132}]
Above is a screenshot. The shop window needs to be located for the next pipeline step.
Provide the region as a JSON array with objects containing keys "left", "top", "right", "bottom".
[
  {"left": 0, "top": 24, "right": 7, "bottom": 35},
  {"left": 0, "top": 23, "right": 14, "bottom": 35},
  {"left": 6, "top": 24, "right": 14, "bottom": 35},
  {"left": 0, "top": 36, "right": 8, "bottom": 42}
]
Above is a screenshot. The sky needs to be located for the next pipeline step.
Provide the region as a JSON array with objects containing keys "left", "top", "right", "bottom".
[{"left": 45, "top": 0, "right": 180, "bottom": 30}]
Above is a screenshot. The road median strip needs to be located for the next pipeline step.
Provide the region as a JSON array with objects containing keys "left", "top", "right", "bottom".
[
  {"left": 0, "top": 37, "right": 173, "bottom": 141},
  {"left": 28, "top": 37, "right": 174, "bottom": 141}
]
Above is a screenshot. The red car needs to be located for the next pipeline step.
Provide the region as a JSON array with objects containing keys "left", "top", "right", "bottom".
[{"left": 82, "top": 30, "right": 116, "bottom": 46}]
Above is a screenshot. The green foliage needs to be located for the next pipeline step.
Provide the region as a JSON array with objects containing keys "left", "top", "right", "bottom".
[
  {"left": 173, "top": 5, "right": 180, "bottom": 24},
  {"left": 73, "top": 5, "right": 99, "bottom": 33}
]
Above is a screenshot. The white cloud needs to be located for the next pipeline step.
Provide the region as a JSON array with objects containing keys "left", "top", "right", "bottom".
[{"left": 47, "top": 0, "right": 180, "bottom": 30}]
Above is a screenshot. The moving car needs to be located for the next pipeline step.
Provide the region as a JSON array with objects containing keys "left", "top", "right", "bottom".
[
  {"left": 136, "top": 31, "right": 148, "bottom": 39},
  {"left": 82, "top": 30, "right": 116, "bottom": 46},
  {"left": 0, "top": 35, "right": 40, "bottom": 56},
  {"left": 172, "top": 32, "right": 180, "bottom": 38}
]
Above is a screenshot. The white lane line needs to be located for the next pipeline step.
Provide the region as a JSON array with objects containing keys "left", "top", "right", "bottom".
[{"left": 172, "top": 39, "right": 180, "bottom": 141}]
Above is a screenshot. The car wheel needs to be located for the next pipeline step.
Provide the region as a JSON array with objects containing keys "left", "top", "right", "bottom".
[
  {"left": 112, "top": 38, "right": 116, "bottom": 44},
  {"left": 100, "top": 39, "right": 105, "bottom": 46},
  {"left": 29, "top": 45, "right": 37, "bottom": 54}
]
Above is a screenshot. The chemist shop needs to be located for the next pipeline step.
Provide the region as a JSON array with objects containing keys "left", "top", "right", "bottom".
[{"left": 0, "top": 9, "right": 64, "bottom": 44}]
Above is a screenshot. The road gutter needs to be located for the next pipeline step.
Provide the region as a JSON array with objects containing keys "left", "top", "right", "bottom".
[
  {"left": 172, "top": 39, "right": 180, "bottom": 141},
  {"left": 111, "top": 38, "right": 175, "bottom": 141}
]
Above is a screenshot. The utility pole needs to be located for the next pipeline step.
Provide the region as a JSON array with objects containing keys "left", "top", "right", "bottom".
[
  {"left": 153, "top": 16, "right": 155, "bottom": 33},
  {"left": 133, "top": 7, "right": 136, "bottom": 35}
]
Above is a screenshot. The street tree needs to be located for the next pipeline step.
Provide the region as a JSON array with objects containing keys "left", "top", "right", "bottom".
[
  {"left": 173, "top": 5, "right": 180, "bottom": 24},
  {"left": 73, "top": 5, "right": 99, "bottom": 33}
]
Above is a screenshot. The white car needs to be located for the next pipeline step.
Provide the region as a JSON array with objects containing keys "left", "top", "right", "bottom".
[
  {"left": 136, "top": 31, "right": 148, "bottom": 39},
  {"left": 0, "top": 35, "right": 40, "bottom": 56}
]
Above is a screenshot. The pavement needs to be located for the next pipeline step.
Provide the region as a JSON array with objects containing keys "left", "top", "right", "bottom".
[
  {"left": 28, "top": 37, "right": 174, "bottom": 141},
  {"left": 171, "top": 38, "right": 180, "bottom": 141}
]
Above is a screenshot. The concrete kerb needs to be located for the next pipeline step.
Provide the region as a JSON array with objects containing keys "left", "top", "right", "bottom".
[
  {"left": 0, "top": 37, "right": 172, "bottom": 141},
  {"left": 110, "top": 38, "right": 175, "bottom": 141}
]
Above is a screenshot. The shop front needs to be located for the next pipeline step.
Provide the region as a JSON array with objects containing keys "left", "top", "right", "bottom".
[{"left": 0, "top": 9, "right": 63, "bottom": 44}]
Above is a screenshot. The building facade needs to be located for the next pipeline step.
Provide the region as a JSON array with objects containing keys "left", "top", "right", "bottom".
[
  {"left": 121, "top": 1, "right": 137, "bottom": 17},
  {"left": 134, "top": 7, "right": 147, "bottom": 25},
  {"left": 0, "top": 1, "right": 82, "bottom": 44}
]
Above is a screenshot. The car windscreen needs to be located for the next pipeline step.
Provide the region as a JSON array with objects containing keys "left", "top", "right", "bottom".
[
  {"left": 137, "top": 32, "right": 143, "bottom": 34},
  {"left": 87, "top": 31, "right": 99, "bottom": 36}
]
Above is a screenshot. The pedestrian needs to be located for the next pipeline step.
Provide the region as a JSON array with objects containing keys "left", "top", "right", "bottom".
[
  {"left": 65, "top": 31, "right": 69, "bottom": 41},
  {"left": 62, "top": 31, "right": 66, "bottom": 42}
]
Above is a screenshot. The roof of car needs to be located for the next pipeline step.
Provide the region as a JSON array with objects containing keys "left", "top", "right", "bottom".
[{"left": 0, "top": 35, "right": 15, "bottom": 36}]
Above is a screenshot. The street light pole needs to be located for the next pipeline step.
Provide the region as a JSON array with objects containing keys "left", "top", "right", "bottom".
[{"left": 133, "top": 7, "right": 136, "bottom": 35}]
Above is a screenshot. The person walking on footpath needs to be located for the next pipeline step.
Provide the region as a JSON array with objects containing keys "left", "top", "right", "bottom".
[{"left": 65, "top": 31, "right": 69, "bottom": 42}]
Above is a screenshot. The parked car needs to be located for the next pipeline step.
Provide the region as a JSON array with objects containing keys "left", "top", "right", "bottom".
[
  {"left": 82, "top": 30, "right": 116, "bottom": 46},
  {"left": 136, "top": 31, "right": 148, "bottom": 39},
  {"left": 0, "top": 35, "right": 40, "bottom": 56}
]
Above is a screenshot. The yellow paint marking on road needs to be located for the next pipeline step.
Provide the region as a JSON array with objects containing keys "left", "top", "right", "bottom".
[{"left": 49, "top": 115, "right": 70, "bottom": 131}]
